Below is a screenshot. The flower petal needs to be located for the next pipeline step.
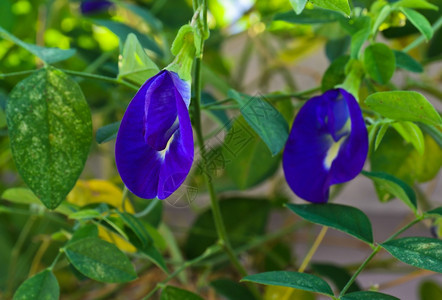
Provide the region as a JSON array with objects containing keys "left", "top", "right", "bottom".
[
  {"left": 283, "top": 95, "right": 334, "bottom": 203},
  {"left": 329, "top": 89, "right": 368, "bottom": 184},
  {"left": 157, "top": 94, "right": 194, "bottom": 199},
  {"left": 115, "top": 79, "right": 162, "bottom": 199},
  {"left": 283, "top": 89, "right": 368, "bottom": 203},
  {"left": 144, "top": 71, "right": 180, "bottom": 151}
]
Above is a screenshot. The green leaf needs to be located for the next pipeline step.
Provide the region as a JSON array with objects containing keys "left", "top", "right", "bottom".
[
  {"left": 391, "top": 121, "right": 425, "bottom": 155},
  {"left": 210, "top": 278, "right": 256, "bottom": 300},
  {"left": 228, "top": 90, "right": 289, "bottom": 155},
  {"left": 116, "top": 211, "right": 168, "bottom": 273},
  {"left": 286, "top": 203, "right": 373, "bottom": 244},
  {"left": 374, "top": 123, "right": 390, "bottom": 150},
  {"left": 310, "top": 0, "right": 351, "bottom": 15},
  {"left": 361, "top": 170, "right": 417, "bottom": 212},
  {"left": 274, "top": 8, "right": 345, "bottom": 24},
  {"left": 69, "top": 224, "right": 99, "bottom": 245},
  {"left": 365, "top": 91, "right": 442, "bottom": 126},
  {"left": 393, "top": 0, "right": 439, "bottom": 10},
  {"left": 0, "top": 27, "right": 75, "bottom": 64},
  {"left": 311, "top": 263, "right": 360, "bottom": 293},
  {"left": 339, "top": 59, "right": 364, "bottom": 99},
  {"left": 371, "top": 130, "right": 441, "bottom": 185},
  {"left": 322, "top": 55, "right": 350, "bottom": 92},
  {"left": 118, "top": 33, "right": 159, "bottom": 86},
  {"left": 289, "top": 0, "right": 308, "bottom": 14},
  {"left": 400, "top": 8, "right": 433, "bottom": 40},
  {"left": 351, "top": 27, "right": 370, "bottom": 59},
  {"left": 114, "top": 2, "right": 163, "bottom": 31},
  {"left": 223, "top": 117, "right": 280, "bottom": 189},
  {"left": 393, "top": 50, "right": 423, "bottom": 73},
  {"left": 6, "top": 68, "right": 92, "bottom": 209},
  {"left": 372, "top": 5, "right": 392, "bottom": 35},
  {"left": 93, "top": 19, "right": 163, "bottom": 57},
  {"left": 419, "top": 280, "right": 442, "bottom": 300},
  {"left": 13, "top": 269, "right": 59, "bottom": 300},
  {"left": 96, "top": 121, "right": 120, "bottom": 144},
  {"left": 419, "top": 123, "right": 442, "bottom": 148},
  {"left": 184, "top": 198, "right": 271, "bottom": 259},
  {"left": 363, "top": 43, "right": 396, "bottom": 84},
  {"left": 2, "top": 187, "right": 40, "bottom": 205},
  {"left": 161, "top": 286, "right": 203, "bottom": 300},
  {"left": 69, "top": 209, "right": 102, "bottom": 220},
  {"left": 241, "top": 271, "right": 334, "bottom": 296},
  {"left": 381, "top": 237, "right": 442, "bottom": 273},
  {"left": 64, "top": 237, "right": 137, "bottom": 283},
  {"left": 341, "top": 291, "right": 399, "bottom": 300},
  {"left": 425, "top": 207, "right": 442, "bottom": 217}
]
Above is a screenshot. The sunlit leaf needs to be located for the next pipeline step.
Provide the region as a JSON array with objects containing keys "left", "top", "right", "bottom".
[
  {"left": 66, "top": 179, "right": 133, "bottom": 213},
  {"left": 365, "top": 91, "right": 442, "bottom": 126},
  {"left": 391, "top": 121, "right": 425, "bottom": 155},
  {"left": 310, "top": 0, "right": 351, "bottom": 15},
  {"left": 400, "top": 8, "right": 433, "bottom": 40}
]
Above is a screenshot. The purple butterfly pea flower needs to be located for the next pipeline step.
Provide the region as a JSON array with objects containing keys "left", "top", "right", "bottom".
[
  {"left": 283, "top": 88, "right": 368, "bottom": 203},
  {"left": 80, "top": 0, "right": 113, "bottom": 14},
  {"left": 115, "top": 70, "right": 194, "bottom": 199}
]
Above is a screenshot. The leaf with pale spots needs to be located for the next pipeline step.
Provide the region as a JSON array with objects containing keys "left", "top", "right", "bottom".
[
  {"left": 13, "top": 269, "right": 59, "bottom": 300},
  {"left": 64, "top": 237, "right": 137, "bottom": 283},
  {"left": 6, "top": 67, "right": 92, "bottom": 209},
  {"left": 381, "top": 237, "right": 442, "bottom": 273}
]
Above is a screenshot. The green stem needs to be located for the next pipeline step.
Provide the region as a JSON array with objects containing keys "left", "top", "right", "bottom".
[
  {"left": 142, "top": 245, "right": 221, "bottom": 299},
  {"left": 383, "top": 217, "right": 422, "bottom": 243},
  {"left": 404, "top": 16, "right": 442, "bottom": 53},
  {"left": 263, "top": 86, "right": 321, "bottom": 101},
  {"left": 6, "top": 216, "right": 37, "bottom": 296},
  {"left": 298, "top": 226, "right": 328, "bottom": 273},
  {"left": 340, "top": 216, "right": 423, "bottom": 297},
  {"left": 0, "top": 70, "right": 37, "bottom": 78},
  {"left": 48, "top": 250, "right": 63, "bottom": 271},
  {"left": 339, "top": 245, "right": 381, "bottom": 297},
  {"left": 61, "top": 69, "right": 139, "bottom": 91}
]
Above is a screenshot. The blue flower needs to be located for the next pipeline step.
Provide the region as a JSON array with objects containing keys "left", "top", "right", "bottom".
[
  {"left": 115, "top": 70, "right": 194, "bottom": 199},
  {"left": 80, "top": 0, "right": 113, "bottom": 14},
  {"left": 283, "top": 88, "right": 368, "bottom": 203}
]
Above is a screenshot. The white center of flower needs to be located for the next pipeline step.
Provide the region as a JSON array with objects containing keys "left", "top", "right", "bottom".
[
  {"left": 324, "top": 137, "right": 346, "bottom": 170},
  {"left": 159, "top": 135, "right": 174, "bottom": 159}
]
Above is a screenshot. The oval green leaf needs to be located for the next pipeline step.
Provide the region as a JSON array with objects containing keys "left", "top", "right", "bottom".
[
  {"left": 341, "top": 291, "right": 399, "bottom": 300},
  {"left": 393, "top": 50, "right": 423, "bottom": 73},
  {"left": 365, "top": 91, "right": 442, "bottom": 126},
  {"left": 391, "top": 121, "right": 425, "bottom": 155},
  {"left": 361, "top": 170, "right": 417, "bottom": 213},
  {"left": 161, "top": 286, "right": 203, "bottom": 300},
  {"left": 310, "top": 0, "right": 351, "bottom": 15},
  {"left": 13, "top": 269, "right": 59, "bottom": 300},
  {"left": 96, "top": 121, "right": 120, "bottom": 144},
  {"left": 228, "top": 90, "right": 289, "bottom": 155},
  {"left": 64, "top": 237, "right": 137, "bottom": 283},
  {"left": 274, "top": 9, "right": 345, "bottom": 24},
  {"left": 0, "top": 27, "right": 76, "bottom": 64},
  {"left": 400, "top": 8, "right": 433, "bottom": 40},
  {"left": 241, "top": 271, "right": 334, "bottom": 296},
  {"left": 363, "top": 43, "right": 396, "bottom": 84},
  {"left": 381, "top": 237, "right": 442, "bottom": 273},
  {"left": 6, "top": 68, "right": 92, "bottom": 209},
  {"left": 286, "top": 203, "right": 373, "bottom": 244},
  {"left": 118, "top": 33, "right": 159, "bottom": 86},
  {"left": 223, "top": 117, "right": 280, "bottom": 189}
]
